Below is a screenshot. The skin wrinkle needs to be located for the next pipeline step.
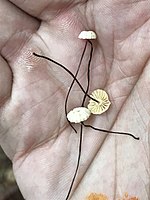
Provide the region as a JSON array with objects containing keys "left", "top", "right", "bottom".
[
  {"left": 73, "top": 140, "right": 107, "bottom": 198},
  {"left": 0, "top": 94, "right": 11, "bottom": 107},
  {"left": 13, "top": 113, "right": 72, "bottom": 165},
  {"left": 139, "top": 175, "right": 149, "bottom": 199},
  {"left": 9, "top": 74, "right": 56, "bottom": 108},
  {"left": 123, "top": 0, "right": 148, "bottom": 5},
  {"left": 111, "top": 1, "right": 150, "bottom": 43},
  {"left": 136, "top": 83, "right": 150, "bottom": 118},
  {"left": 116, "top": 17, "right": 150, "bottom": 44},
  {"left": 106, "top": 51, "right": 150, "bottom": 128},
  {"left": 13, "top": 84, "right": 62, "bottom": 121},
  {"left": 148, "top": 123, "right": 150, "bottom": 198},
  {"left": 140, "top": 157, "right": 150, "bottom": 180},
  {"left": 132, "top": 92, "right": 148, "bottom": 129},
  {"left": 93, "top": 11, "right": 114, "bottom": 73},
  {"left": 113, "top": 42, "right": 150, "bottom": 78},
  {"left": 2, "top": 87, "right": 64, "bottom": 151},
  {"left": 113, "top": 136, "right": 118, "bottom": 200},
  {"left": 116, "top": 61, "right": 136, "bottom": 80},
  {"left": 12, "top": 90, "right": 70, "bottom": 162},
  {"left": 35, "top": 31, "right": 51, "bottom": 53},
  {"left": 132, "top": 91, "right": 149, "bottom": 174},
  {"left": 1, "top": 30, "right": 34, "bottom": 60},
  {"left": 111, "top": 55, "right": 150, "bottom": 90},
  {"left": 11, "top": 0, "right": 26, "bottom": 7},
  {"left": 90, "top": 48, "right": 106, "bottom": 84},
  {"left": 13, "top": 131, "right": 58, "bottom": 165},
  {"left": 111, "top": 94, "right": 128, "bottom": 102},
  {"left": 95, "top": 34, "right": 113, "bottom": 78},
  {"left": 101, "top": 43, "right": 112, "bottom": 82},
  {"left": 123, "top": 75, "right": 138, "bottom": 86},
  {"left": 140, "top": 121, "right": 150, "bottom": 165},
  {"left": 45, "top": 60, "right": 71, "bottom": 94},
  {"left": 14, "top": 77, "right": 50, "bottom": 91},
  {"left": 109, "top": 74, "right": 138, "bottom": 90},
  {"left": 13, "top": 126, "right": 73, "bottom": 170},
  {"left": 115, "top": 28, "right": 150, "bottom": 58},
  {"left": 144, "top": 83, "right": 150, "bottom": 107}
]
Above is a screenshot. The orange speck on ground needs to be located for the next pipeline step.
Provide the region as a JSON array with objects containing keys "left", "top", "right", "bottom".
[
  {"left": 129, "top": 198, "right": 139, "bottom": 200},
  {"left": 86, "top": 193, "right": 108, "bottom": 200},
  {"left": 85, "top": 193, "right": 139, "bottom": 200},
  {"left": 118, "top": 192, "right": 139, "bottom": 200}
]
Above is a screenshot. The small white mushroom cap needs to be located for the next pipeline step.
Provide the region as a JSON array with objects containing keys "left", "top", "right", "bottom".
[
  {"left": 87, "top": 89, "right": 111, "bottom": 114},
  {"left": 78, "top": 31, "right": 97, "bottom": 40},
  {"left": 67, "top": 107, "right": 91, "bottom": 123}
]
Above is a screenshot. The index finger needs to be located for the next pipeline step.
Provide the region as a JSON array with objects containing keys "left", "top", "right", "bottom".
[
  {"left": 0, "top": 0, "right": 39, "bottom": 51},
  {"left": 8, "top": 0, "right": 87, "bottom": 20}
]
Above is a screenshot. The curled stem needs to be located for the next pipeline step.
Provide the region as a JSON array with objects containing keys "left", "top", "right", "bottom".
[
  {"left": 33, "top": 52, "right": 98, "bottom": 103},
  {"left": 82, "top": 122, "right": 140, "bottom": 140}
]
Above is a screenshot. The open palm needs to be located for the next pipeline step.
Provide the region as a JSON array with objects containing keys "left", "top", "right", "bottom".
[{"left": 0, "top": 0, "right": 149, "bottom": 199}]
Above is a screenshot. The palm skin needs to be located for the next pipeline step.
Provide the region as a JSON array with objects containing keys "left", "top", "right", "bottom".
[{"left": 0, "top": 0, "right": 149, "bottom": 199}]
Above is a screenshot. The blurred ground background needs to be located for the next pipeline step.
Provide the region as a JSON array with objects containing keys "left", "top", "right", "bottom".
[{"left": 0, "top": 147, "right": 24, "bottom": 200}]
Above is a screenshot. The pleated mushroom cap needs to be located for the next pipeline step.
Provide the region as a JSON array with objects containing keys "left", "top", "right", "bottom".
[
  {"left": 87, "top": 89, "right": 111, "bottom": 114},
  {"left": 67, "top": 107, "right": 91, "bottom": 123},
  {"left": 78, "top": 31, "right": 97, "bottom": 40}
]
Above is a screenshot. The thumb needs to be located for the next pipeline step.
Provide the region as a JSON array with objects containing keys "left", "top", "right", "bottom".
[{"left": 0, "top": 57, "right": 12, "bottom": 107}]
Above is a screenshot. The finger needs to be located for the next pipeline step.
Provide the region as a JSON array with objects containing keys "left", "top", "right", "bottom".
[
  {"left": 0, "top": 56, "right": 12, "bottom": 140},
  {"left": 8, "top": 0, "right": 86, "bottom": 20},
  {"left": 0, "top": 56, "right": 12, "bottom": 105},
  {"left": 0, "top": 0, "right": 39, "bottom": 50}
]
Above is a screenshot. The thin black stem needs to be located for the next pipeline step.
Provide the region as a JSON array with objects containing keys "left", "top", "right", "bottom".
[
  {"left": 65, "top": 41, "right": 88, "bottom": 133},
  {"left": 65, "top": 124, "right": 83, "bottom": 200},
  {"left": 82, "top": 40, "right": 93, "bottom": 107},
  {"left": 33, "top": 52, "right": 98, "bottom": 103},
  {"left": 82, "top": 123, "right": 140, "bottom": 140},
  {"left": 65, "top": 40, "right": 94, "bottom": 200}
]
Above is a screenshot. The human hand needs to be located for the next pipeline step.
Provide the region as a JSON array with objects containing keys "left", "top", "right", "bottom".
[{"left": 0, "top": 0, "right": 149, "bottom": 199}]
